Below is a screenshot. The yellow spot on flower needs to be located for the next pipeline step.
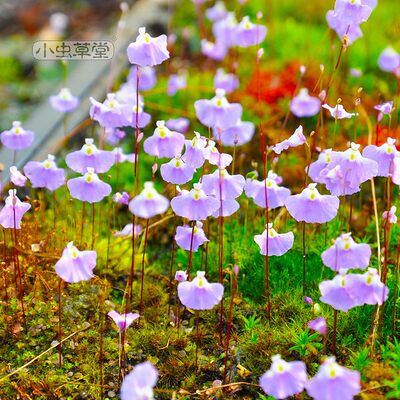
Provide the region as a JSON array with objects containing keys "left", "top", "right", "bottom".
[{"left": 216, "top": 100, "right": 222, "bottom": 107}]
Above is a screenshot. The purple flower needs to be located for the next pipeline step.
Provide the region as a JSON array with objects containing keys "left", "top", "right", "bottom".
[
  {"left": 245, "top": 170, "right": 291, "bottom": 209},
  {"left": 113, "top": 192, "right": 130, "bottom": 205},
  {"left": 194, "top": 89, "right": 242, "bottom": 130},
  {"left": 66, "top": 138, "right": 115, "bottom": 174},
  {"left": 103, "top": 127, "right": 126, "bottom": 145},
  {"left": 55, "top": 242, "right": 96, "bottom": 283},
  {"left": 177, "top": 271, "right": 224, "bottom": 310},
  {"left": 322, "top": 103, "right": 357, "bottom": 119},
  {"left": 160, "top": 155, "right": 195, "bottom": 184},
  {"left": 113, "top": 147, "right": 135, "bottom": 164},
  {"left": 114, "top": 223, "right": 142, "bottom": 238},
  {"left": 201, "top": 168, "right": 245, "bottom": 200},
  {"left": 203, "top": 140, "right": 233, "bottom": 168},
  {"left": 171, "top": 183, "right": 220, "bottom": 221},
  {"left": 290, "top": 88, "right": 321, "bottom": 117},
  {"left": 49, "top": 88, "right": 79, "bottom": 113},
  {"left": 374, "top": 101, "right": 394, "bottom": 115},
  {"left": 320, "top": 143, "right": 378, "bottom": 195},
  {"left": 23, "top": 154, "right": 65, "bottom": 191},
  {"left": 182, "top": 132, "right": 207, "bottom": 169},
  {"left": 127, "top": 65, "right": 157, "bottom": 90},
  {"left": 127, "top": 27, "right": 169, "bottom": 67},
  {"left": 321, "top": 232, "right": 371, "bottom": 271},
  {"left": 306, "top": 357, "right": 361, "bottom": 400},
  {"left": 175, "top": 221, "right": 209, "bottom": 252},
  {"left": 382, "top": 206, "right": 397, "bottom": 224},
  {"left": 9, "top": 166, "right": 27, "bottom": 187},
  {"left": 120, "top": 362, "right": 158, "bottom": 400},
  {"left": 175, "top": 270, "right": 188, "bottom": 282},
  {"left": 349, "top": 68, "right": 363, "bottom": 77},
  {"left": 234, "top": 16, "right": 267, "bottom": 47},
  {"left": 285, "top": 183, "right": 339, "bottom": 223},
  {"left": 89, "top": 94, "right": 133, "bottom": 128},
  {"left": 129, "top": 181, "right": 169, "bottom": 219},
  {"left": 308, "top": 149, "right": 335, "bottom": 183},
  {"left": 326, "top": 10, "right": 363, "bottom": 44},
  {"left": 378, "top": 47, "right": 400, "bottom": 73},
  {"left": 166, "top": 118, "right": 190, "bottom": 134},
  {"left": 167, "top": 73, "right": 187, "bottom": 96},
  {"left": 347, "top": 268, "right": 389, "bottom": 306},
  {"left": 200, "top": 39, "right": 228, "bottom": 61},
  {"left": 143, "top": 121, "right": 185, "bottom": 158},
  {"left": 205, "top": 1, "right": 227, "bottom": 22},
  {"left": 214, "top": 68, "right": 239, "bottom": 94},
  {"left": 213, "top": 12, "right": 238, "bottom": 48},
  {"left": 254, "top": 223, "right": 294, "bottom": 256},
  {"left": 67, "top": 168, "right": 112, "bottom": 203},
  {"left": 213, "top": 120, "right": 255, "bottom": 146},
  {"left": 319, "top": 270, "right": 359, "bottom": 312},
  {"left": 304, "top": 296, "right": 313, "bottom": 305},
  {"left": 0, "top": 189, "right": 31, "bottom": 229},
  {"left": 272, "top": 125, "right": 306, "bottom": 154},
  {"left": 0, "top": 121, "right": 35, "bottom": 150},
  {"left": 308, "top": 317, "right": 327, "bottom": 335},
  {"left": 260, "top": 354, "right": 307, "bottom": 400},
  {"left": 108, "top": 310, "right": 140, "bottom": 330}
]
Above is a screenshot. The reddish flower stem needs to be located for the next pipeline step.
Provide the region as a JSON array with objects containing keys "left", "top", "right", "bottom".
[{"left": 139, "top": 218, "right": 150, "bottom": 317}]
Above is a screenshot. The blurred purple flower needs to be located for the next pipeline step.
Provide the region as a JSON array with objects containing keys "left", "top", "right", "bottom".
[
  {"left": 182, "top": 132, "right": 207, "bottom": 169},
  {"left": 382, "top": 206, "right": 397, "bottom": 224},
  {"left": 322, "top": 103, "right": 357, "bottom": 119},
  {"left": 205, "top": 1, "right": 227, "bottom": 22},
  {"left": 290, "top": 88, "right": 321, "bottom": 117},
  {"left": 175, "top": 270, "right": 188, "bottom": 282},
  {"left": 0, "top": 121, "right": 34, "bottom": 150},
  {"left": 49, "top": 88, "right": 79, "bottom": 113},
  {"left": 167, "top": 73, "right": 187, "bottom": 96},
  {"left": 254, "top": 223, "right": 294, "bottom": 256},
  {"left": 127, "top": 65, "right": 157, "bottom": 90},
  {"left": 272, "top": 125, "right": 306, "bottom": 154},
  {"left": 234, "top": 16, "right": 267, "bottom": 47},
  {"left": 214, "top": 68, "right": 239, "bottom": 94},
  {"left": 114, "top": 223, "right": 142, "bottom": 238},
  {"left": 113, "top": 191, "right": 130, "bottom": 205},
  {"left": 214, "top": 120, "right": 255, "bottom": 146},
  {"left": 203, "top": 140, "right": 233, "bottom": 168},
  {"left": 175, "top": 221, "right": 209, "bottom": 252},
  {"left": 166, "top": 118, "right": 190, "bottom": 134},
  {"left": 0, "top": 189, "right": 31, "bottom": 229},
  {"left": 108, "top": 310, "right": 140, "bottom": 330},
  {"left": 308, "top": 317, "right": 327, "bottom": 335},
  {"left": 161, "top": 155, "right": 195, "bottom": 184},
  {"left": 9, "top": 166, "right": 27, "bottom": 187},
  {"left": 378, "top": 46, "right": 400, "bottom": 73}
]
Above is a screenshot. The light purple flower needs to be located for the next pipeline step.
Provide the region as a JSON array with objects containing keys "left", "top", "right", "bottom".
[
  {"left": 89, "top": 94, "right": 133, "bottom": 128},
  {"left": 234, "top": 16, "right": 267, "bottom": 47},
  {"left": 322, "top": 103, "right": 357, "bottom": 119},
  {"left": 108, "top": 310, "right": 140, "bottom": 330},
  {"left": 308, "top": 149, "right": 335, "bottom": 183},
  {"left": 127, "top": 27, "right": 169, "bottom": 67},
  {"left": 175, "top": 221, "right": 209, "bottom": 252},
  {"left": 308, "top": 317, "right": 327, "bottom": 335},
  {"left": 113, "top": 147, "right": 135, "bottom": 164},
  {"left": 128, "top": 181, "right": 169, "bottom": 219},
  {"left": 0, "top": 121, "right": 35, "bottom": 150},
  {"left": 127, "top": 65, "right": 157, "bottom": 90},
  {"left": 213, "top": 120, "right": 255, "bottom": 146},
  {"left": 326, "top": 10, "right": 363, "bottom": 44},
  {"left": 306, "top": 357, "right": 361, "bottom": 400},
  {"left": 346, "top": 268, "right": 389, "bottom": 306},
  {"left": 362, "top": 138, "right": 398, "bottom": 177},
  {"left": 214, "top": 68, "right": 239, "bottom": 94},
  {"left": 201, "top": 168, "right": 245, "bottom": 200},
  {"left": 374, "top": 101, "right": 394, "bottom": 115},
  {"left": 143, "top": 121, "right": 185, "bottom": 158},
  {"left": 205, "top": 1, "right": 227, "bottom": 22},
  {"left": 161, "top": 155, "right": 195, "bottom": 185},
  {"left": 114, "top": 223, "right": 142, "bottom": 238},
  {"left": 272, "top": 125, "right": 306, "bottom": 154},
  {"left": 171, "top": 183, "right": 220, "bottom": 221},
  {"left": 103, "top": 127, "right": 126, "bottom": 145},
  {"left": 321, "top": 232, "right": 371, "bottom": 271},
  {"left": 290, "top": 88, "right": 321, "bottom": 118},
  {"left": 260, "top": 354, "right": 307, "bottom": 400},
  {"left": 175, "top": 270, "right": 188, "bottom": 282},
  {"left": 200, "top": 39, "right": 228, "bottom": 61},
  {"left": 55, "top": 242, "right": 96, "bottom": 283},
  {"left": 66, "top": 138, "right": 115, "bottom": 174},
  {"left": 166, "top": 118, "right": 190, "bottom": 134},
  {"left": 304, "top": 296, "right": 313, "bottom": 305},
  {"left": 203, "top": 140, "right": 233, "bottom": 168},
  {"left": 120, "top": 362, "right": 158, "bottom": 400},
  {"left": 67, "top": 168, "right": 112, "bottom": 203},
  {"left": 9, "top": 166, "right": 27, "bottom": 187},
  {"left": 378, "top": 46, "right": 400, "bottom": 73},
  {"left": 182, "top": 132, "right": 207, "bottom": 169},
  {"left": 382, "top": 206, "right": 397, "bottom": 224},
  {"left": 254, "top": 223, "right": 294, "bottom": 256},
  {"left": 213, "top": 12, "right": 238, "bottom": 48},
  {"left": 113, "top": 192, "right": 130, "bottom": 205},
  {"left": 194, "top": 89, "right": 242, "bottom": 130},
  {"left": 245, "top": 170, "right": 291, "bottom": 209},
  {"left": 285, "top": 183, "right": 339, "bottom": 223},
  {"left": 0, "top": 189, "right": 31, "bottom": 229},
  {"left": 350, "top": 68, "right": 363, "bottom": 77},
  {"left": 49, "top": 88, "right": 79, "bottom": 113},
  {"left": 178, "top": 271, "right": 224, "bottom": 310},
  {"left": 319, "top": 270, "right": 359, "bottom": 312},
  {"left": 167, "top": 73, "right": 187, "bottom": 96},
  {"left": 23, "top": 154, "right": 65, "bottom": 191}
]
